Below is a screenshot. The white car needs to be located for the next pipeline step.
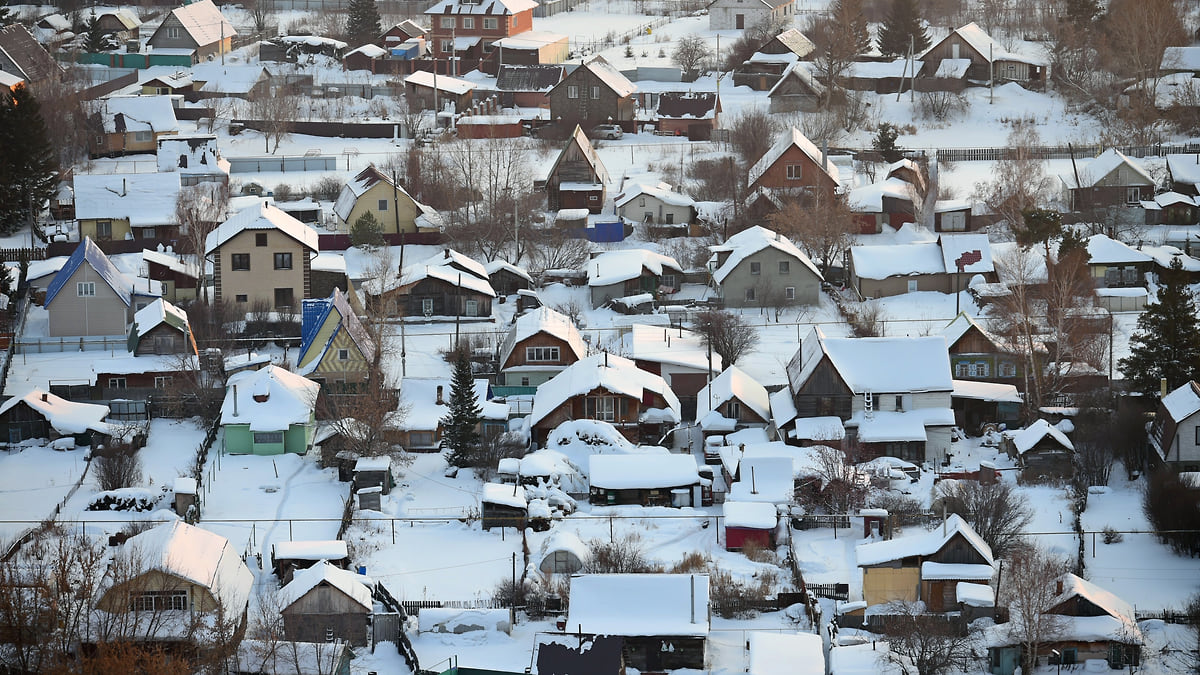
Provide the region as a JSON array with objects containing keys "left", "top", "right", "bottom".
[{"left": 591, "top": 124, "right": 624, "bottom": 140}]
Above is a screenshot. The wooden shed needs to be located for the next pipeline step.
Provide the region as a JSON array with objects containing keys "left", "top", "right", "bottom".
[
  {"left": 353, "top": 456, "right": 394, "bottom": 495},
  {"left": 278, "top": 561, "right": 373, "bottom": 647},
  {"left": 481, "top": 482, "right": 528, "bottom": 530},
  {"left": 723, "top": 501, "right": 778, "bottom": 552}
]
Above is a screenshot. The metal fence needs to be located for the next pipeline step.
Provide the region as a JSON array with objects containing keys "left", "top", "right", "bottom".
[{"left": 14, "top": 336, "right": 128, "bottom": 355}]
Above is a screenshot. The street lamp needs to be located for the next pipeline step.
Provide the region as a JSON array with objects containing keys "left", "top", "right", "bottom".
[{"left": 1050, "top": 649, "right": 1061, "bottom": 675}]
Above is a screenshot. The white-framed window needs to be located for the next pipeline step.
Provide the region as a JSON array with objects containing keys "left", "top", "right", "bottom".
[
  {"left": 661, "top": 274, "right": 676, "bottom": 288},
  {"left": 586, "top": 396, "right": 616, "bottom": 422},
  {"left": 77, "top": 282, "right": 96, "bottom": 297},
  {"left": 462, "top": 17, "right": 474, "bottom": 28},
  {"left": 440, "top": 39, "right": 454, "bottom": 53},
  {"left": 378, "top": 199, "right": 389, "bottom": 211},
  {"left": 591, "top": 85, "right": 600, "bottom": 99},
  {"left": 567, "top": 85, "right": 579, "bottom": 99},
  {"left": 907, "top": 279, "right": 918, "bottom": 293},
  {"left": 745, "top": 287, "right": 756, "bottom": 301},
  {"left": 421, "top": 298, "right": 434, "bottom": 314},
  {"left": 154, "top": 376, "right": 173, "bottom": 388},
  {"left": 253, "top": 431, "right": 284, "bottom": 444},
  {"left": 483, "top": 17, "right": 498, "bottom": 29},
  {"left": 786, "top": 164, "right": 803, "bottom": 180},
  {"left": 998, "top": 361, "right": 1017, "bottom": 378},
  {"left": 133, "top": 130, "right": 152, "bottom": 142},
  {"left": 440, "top": 16, "right": 455, "bottom": 28},
  {"left": 1126, "top": 187, "right": 1141, "bottom": 205},
  {"left": 785, "top": 286, "right": 795, "bottom": 300},
  {"left": 750, "top": 262, "right": 760, "bottom": 275},
  {"left": 779, "top": 260, "right": 790, "bottom": 274},
  {"left": 955, "top": 361, "right": 970, "bottom": 377},
  {"left": 465, "top": 299, "right": 479, "bottom": 316},
  {"left": 131, "top": 590, "right": 187, "bottom": 612},
  {"left": 108, "top": 377, "right": 127, "bottom": 389},
  {"left": 338, "top": 348, "right": 350, "bottom": 360},
  {"left": 167, "top": 26, "right": 180, "bottom": 39},
  {"left": 526, "top": 346, "right": 560, "bottom": 362}
]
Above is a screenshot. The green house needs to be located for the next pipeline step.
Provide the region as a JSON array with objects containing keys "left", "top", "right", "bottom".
[{"left": 220, "top": 365, "right": 318, "bottom": 455}]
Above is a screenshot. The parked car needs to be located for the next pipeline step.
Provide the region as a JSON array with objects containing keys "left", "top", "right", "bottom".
[{"left": 591, "top": 124, "right": 623, "bottom": 140}]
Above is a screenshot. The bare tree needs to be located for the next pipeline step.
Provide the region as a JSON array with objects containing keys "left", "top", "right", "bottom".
[
  {"left": 692, "top": 310, "right": 759, "bottom": 366},
  {"left": 1102, "top": 0, "right": 1187, "bottom": 106},
  {"left": 93, "top": 446, "right": 144, "bottom": 491},
  {"left": 244, "top": 0, "right": 277, "bottom": 35},
  {"left": 249, "top": 90, "right": 300, "bottom": 154},
  {"left": 727, "top": 108, "right": 780, "bottom": 168},
  {"left": 1001, "top": 543, "right": 1072, "bottom": 674},
  {"left": 176, "top": 182, "right": 229, "bottom": 299},
  {"left": 798, "top": 445, "right": 869, "bottom": 515},
  {"left": 973, "top": 122, "right": 1056, "bottom": 232},
  {"left": 672, "top": 34, "right": 711, "bottom": 81},
  {"left": 881, "top": 599, "right": 980, "bottom": 675},
  {"left": 527, "top": 227, "right": 591, "bottom": 279},
  {"left": 767, "top": 192, "right": 857, "bottom": 278},
  {"left": 932, "top": 480, "right": 1033, "bottom": 557}
]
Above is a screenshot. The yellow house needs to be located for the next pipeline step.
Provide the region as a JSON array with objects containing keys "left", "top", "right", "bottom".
[
  {"left": 73, "top": 172, "right": 182, "bottom": 241},
  {"left": 332, "top": 165, "right": 442, "bottom": 234},
  {"left": 297, "top": 288, "right": 376, "bottom": 387},
  {"left": 87, "top": 95, "right": 179, "bottom": 158},
  {"left": 205, "top": 201, "right": 319, "bottom": 311}
]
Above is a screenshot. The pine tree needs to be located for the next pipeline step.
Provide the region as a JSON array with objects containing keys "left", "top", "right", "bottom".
[
  {"left": 84, "top": 15, "right": 108, "bottom": 53},
  {"left": 442, "top": 352, "right": 483, "bottom": 467},
  {"left": 345, "top": 0, "right": 382, "bottom": 48},
  {"left": 877, "top": 0, "right": 930, "bottom": 58},
  {"left": 1119, "top": 257, "right": 1200, "bottom": 396},
  {"left": 0, "top": 85, "right": 58, "bottom": 235},
  {"left": 0, "top": 1, "right": 13, "bottom": 28},
  {"left": 832, "top": 0, "right": 872, "bottom": 56}
]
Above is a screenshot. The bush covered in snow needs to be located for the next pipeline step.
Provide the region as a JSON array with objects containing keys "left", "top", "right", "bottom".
[{"left": 86, "top": 488, "right": 161, "bottom": 512}]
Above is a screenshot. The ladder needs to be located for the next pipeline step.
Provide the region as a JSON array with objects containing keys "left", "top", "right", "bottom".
[{"left": 864, "top": 390, "right": 874, "bottom": 419}]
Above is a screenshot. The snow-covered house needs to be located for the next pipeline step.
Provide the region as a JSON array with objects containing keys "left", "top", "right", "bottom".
[
  {"left": 146, "top": 0, "right": 236, "bottom": 63},
  {"left": 297, "top": 289, "right": 376, "bottom": 388},
  {"left": 93, "top": 8, "right": 142, "bottom": 41},
  {"left": 497, "top": 306, "right": 587, "bottom": 389},
  {"left": 785, "top": 327, "right": 955, "bottom": 464},
  {"left": 695, "top": 365, "right": 771, "bottom": 434},
  {"left": 1165, "top": 153, "right": 1200, "bottom": 197},
  {"left": 278, "top": 561, "right": 373, "bottom": 647},
  {"left": 367, "top": 262, "right": 496, "bottom": 319},
  {"left": 394, "top": 378, "right": 507, "bottom": 450},
  {"left": 655, "top": 91, "right": 721, "bottom": 139},
  {"left": 1002, "top": 418, "right": 1075, "bottom": 480},
  {"left": 547, "top": 55, "right": 637, "bottom": 132},
  {"left": 766, "top": 61, "right": 826, "bottom": 112},
  {"left": 332, "top": 165, "right": 441, "bottom": 234},
  {"left": 544, "top": 125, "right": 610, "bottom": 213},
  {"left": 848, "top": 178, "right": 918, "bottom": 234},
  {"left": 528, "top": 352, "right": 681, "bottom": 445},
  {"left": 483, "top": 259, "right": 533, "bottom": 296},
  {"left": 942, "top": 312, "right": 1025, "bottom": 389},
  {"left": 1059, "top": 149, "right": 1155, "bottom": 213},
  {"left": 127, "top": 298, "right": 197, "bottom": 358},
  {"left": 86, "top": 95, "right": 180, "bottom": 158},
  {"left": 142, "top": 248, "right": 201, "bottom": 303},
  {"left": 747, "top": 127, "right": 839, "bottom": 204},
  {"left": 566, "top": 573, "right": 709, "bottom": 671},
  {"left": 723, "top": 501, "right": 779, "bottom": 551},
  {"left": 987, "top": 574, "right": 1142, "bottom": 674},
  {"left": 588, "top": 452, "right": 701, "bottom": 506},
  {"left": 403, "top": 70, "right": 476, "bottom": 111},
  {"left": 919, "top": 22, "right": 1048, "bottom": 85},
  {"left": 43, "top": 237, "right": 162, "bottom": 337},
  {"left": 271, "top": 540, "right": 350, "bottom": 584},
  {"left": 848, "top": 233, "right": 994, "bottom": 299},
  {"left": 220, "top": 365, "right": 319, "bottom": 455},
  {"left": 856, "top": 513, "right": 995, "bottom": 611},
  {"left": 708, "top": 0, "right": 794, "bottom": 32},
  {"left": 481, "top": 482, "right": 528, "bottom": 529},
  {"left": 1078, "top": 234, "right": 1153, "bottom": 289},
  {"left": 1149, "top": 380, "right": 1200, "bottom": 471},
  {"left": 621, "top": 324, "right": 720, "bottom": 420},
  {"left": 74, "top": 172, "right": 183, "bottom": 241},
  {"left": 708, "top": 225, "right": 823, "bottom": 307},
  {"left": 615, "top": 182, "right": 696, "bottom": 228},
  {"left": 205, "top": 201, "right": 320, "bottom": 312},
  {"left": 156, "top": 133, "right": 230, "bottom": 186},
  {"left": 586, "top": 249, "right": 682, "bottom": 308},
  {"left": 0, "top": 389, "right": 110, "bottom": 444},
  {"left": 94, "top": 520, "right": 253, "bottom": 641}
]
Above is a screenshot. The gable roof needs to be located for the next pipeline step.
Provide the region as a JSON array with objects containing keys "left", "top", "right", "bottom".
[
  {"left": 278, "top": 561, "right": 372, "bottom": 611},
  {"left": 0, "top": 388, "right": 111, "bottom": 436},
  {"left": 770, "top": 28, "right": 815, "bottom": 57},
  {"left": 141, "top": 248, "right": 200, "bottom": 279},
  {"left": 529, "top": 352, "right": 681, "bottom": 428},
  {"left": 90, "top": 95, "right": 180, "bottom": 134},
  {"left": 1080, "top": 233, "right": 1153, "bottom": 265},
  {"left": 614, "top": 181, "right": 695, "bottom": 209},
  {"left": 623, "top": 324, "right": 721, "bottom": 373},
  {"left": 424, "top": 0, "right": 538, "bottom": 16},
  {"left": 941, "top": 312, "right": 1005, "bottom": 352},
  {"left": 587, "top": 249, "right": 682, "bottom": 286},
  {"left": 332, "top": 164, "right": 418, "bottom": 222},
  {"left": 423, "top": 248, "right": 489, "bottom": 280},
  {"left": 747, "top": 127, "right": 839, "bottom": 188},
  {"left": 567, "top": 574, "right": 709, "bottom": 637},
  {"left": 73, "top": 172, "right": 182, "bottom": 226},
  {"left": 547, "top": 125, "right": 610, "bottom": 186},
  {"left": 129, "top": 298, "right": 196, "bottom": 351},
  {"left": 787, "top": 327, "right": 953, "bottom": 395},
  {"left": 297, "top": 288, "right": 376, "bottom": 375},
  {"left": 767, "top": 61, "right": 826, "bottom": 98},
  {"left": 571, "top": 54, "right": 636, "bottom": 98},
  {"left": 1060, "top": 149, "right": 1154, "bottom": 189},
  {"left": 0, "top": 24, "right": 64, "bottom": 83},
  {"left": 161, "top": 0, "right": 236, "bottom": 47},
  {"left": 1049, "top": 572, "right": 1135, "bottom": 621},
  {"left": 483, "top": 259, "right": 533, "bottom": 282},
  {"left": 939, "top": 234, "right": 995, "bottom": 274},
  {"left": 1160, "top": 381, "right": 1200, "bottom": 422},
  {"left": 496, "top": 63, "right": 563, "bottom": 92},
  {"left": 116, "top": 520, "right": 253, "bottom": 614},
  {"left": 656, "top": 91, "right": 719, "bottom": 119},
  {"left": 220, "top": 365, "right": 319, "bottom": 430},
  {"left": 500, "top": 306, "right": 587, "bottom": 368},
  {"left": 710, "top": 225, "right": 822, "bottom": 283},
  {"left": 1006, "top": 418, "right": 1073, "bottom": 454},
  {"left": 856, "top": 513, "right": 994, "bottom": 567},
  {"left": 695, "top": 365, "right": 771, "bottom": 422},
  {"left": 205, "top": 201, "right": 318, "bottom": 253},
  {"left": 923, "top": 21, "right": 1047, "bottom": 67},
  {"left": 44, "top": 237, "right": 134, "bottom": 307}
]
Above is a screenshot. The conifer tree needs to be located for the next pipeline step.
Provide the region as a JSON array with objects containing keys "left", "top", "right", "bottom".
[
  {"left": 0, "top": 85, "right": 58, "bottom": 235},
  {"left": 345, "top": 0, "right": 382, "bottom": 48},
  {"left": 442, "top": 352, "right": 483, "bottom": 467},
  {"left": 877, "top": 0, "right": 930, "bottom": 58},
  {"left": 832, "top": 0, "right": 872, "bottom": 57},
  {"left": 0, "top": 1, "right": 13, "bottom": 28},
  {"left": 1120, "top": 257, "right": 1200, "bottom": 396}
]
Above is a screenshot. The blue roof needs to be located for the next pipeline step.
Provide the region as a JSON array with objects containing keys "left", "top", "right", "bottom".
[
  {"left": 297, "top": 288, "right": 376, "bottom": 372},
  {"left": 44, "top": 237, "right": 132, "bottom": 308},
  {"left": 299, "top": 297, "right": 334, "bottom": 357}
]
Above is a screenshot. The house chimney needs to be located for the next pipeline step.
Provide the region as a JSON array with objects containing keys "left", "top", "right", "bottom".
[
  {"left": 436, "top": 385, "right": 444, "bottom": 404},
  {"left": 122, "top": 178, "right": 127, "bottom": 196},
  {"left": 690, "top": 575, "right": 696, "bottom": 623},
  {"left": 1055, "top": 578, "right": 1063, "bottom": 595},
  {"left": 41, "top": 392, "right": 48, "bottom": 403},
  {"left": 232, "top": 385, "right": 238, "bottom": 416}
]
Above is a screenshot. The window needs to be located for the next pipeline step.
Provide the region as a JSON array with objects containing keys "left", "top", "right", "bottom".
[
  {"left": 410, "top": 431, "right": 434, "bottom": 447},
  {"left": 975, "top": 361, "right": 990, "bottom": 377},
  {"left": 589, "top": 195, "right": 598, "bottom": 201},
  {"left": 745, "top": 287, "right": 756, "bottom": 301},
  {"left": 462, "top": 17, "right": 474, "bottom": 28},
  {"left": 907, "top": 279, "right": 918, "bottom": 293},
  {"left": 231, "top": 253, "right": 250, "bottom": 271},
  {"left": 108, "top": 377, "right": 127, "bottom": 389},
  {"left": 1195, "top": 426, "right": 1200, "bottom": 446},
  {"left": 779, "top": 260, "right": 790, "bottom": 274},
  {"left": 131, "top": 590, "right": 187, "bottom": 612},
  {"left": 378, "top": 199, "right": 389, "bottom": 211},
  {"left": 591, "top": 86, "right": 600, "bottom": 99},
  {"left": 728, "top": 401, "right": 741, "bottom": 419},
  {"left": 253, "top": 431, "right": 283, "bottom": 444},
  {"left": 440, "top": 39, "right": 454, "bottom": 53},
  {"left": 1126, "top": 187, "right": 1141, "bottom": 205},
  {"left": 133, "top": 130, "right": 152, "bottom": 142},
  {"left": 274, "top": 287, "right": 294, "bottom": 310},
  {"left": 511, "top": 15, "right": 517, "bottom": 27},
  {"left": 421, "top": 298, "right": 434, "bottom": 314},
  {"left": 483, "top": 17, "right": 498, "bottom": 29},
  {"left": 955, "top": 361, "right": 970, "bottom": 377},
  {"left": 665, "top": 213, "right": 674, "bottom": 224},
  {"left": 235, "top": 294, "right": 248, "bottom": 303},
  {"left": 167, "top": 27, "right": 180, "bottom": 39},
  {"left": 440, "top": 16, "right": 455, "bottom": 28},
  {"left": 895, "top": 395, "right": 904, "bottom": 411},
  {"left": 274, "top": 252, "right": 293, "bottom": 270},
  {"left": 662, "top": 274, "right": 676, "bottom": 288},
  {"left": 154, "top": 376, "right": 173, "bottom": 388},
  {"left": 465, "top": 299, "right": 479, "bottom": 316},
  {"left": 526, "top": 346, "right": 561, "bottom": 362},
  {"left": 786, "top": 164, "right": 803, "bottom": 180},
  {"left": 77, "top": 282, "right": 96, "bottom": 297},
  {"left": 639, "top": 197, "right": 646, "bottom": 207},
  {"left": 567, "top": 85, "right": 579, "bottom": 99},
  {"left": 520, "top": 377, "right": 530, "bottom": 386},
  {"left": 256, "top": 232, "right": 268, "bottom": 246},
  {"left": 750, "top": 261, "right": 761, "bottom": 275},
  {"left": 586, "top": 396, "right": 616, "bottom": 422},
  {"left": 338, "top": 348, "right": 349, "bottom": 361},
  {"left": 96, "top": 220, "right": 112, "bottom": 240},
  {"left": 154, "top": 336, "right": 176, "bottom": 354},
  {"left": 998, "top": 361, "right": 1017, "bottom": 378},
  {"left": 785, "top": 286, "right": 795, "bottom": 300}
]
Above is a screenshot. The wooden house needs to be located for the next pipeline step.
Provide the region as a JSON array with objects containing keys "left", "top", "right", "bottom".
[
  {"left": 142, "top": 248, "right": 201, "bottom": 303},
  {"left": 0, "top": 25, "right": 64, "bottom": 88},
  {"left": 747, "top": 127, "right": 839, "bottom": 205},
  {"left": 94, "top": 9, "right": 142, "bottom": 41},
  {"left": 856, "top": 514, "right": 994, "bottom": 611},
  {"left": 736, "top": 28, "right": 815, "bottom": 86},
  {"left": 1079, "top": 234, "right": 1153, "bottom": 289},
  {"left": 297, "top": 288, "right": 376, "bottom": 388},
  {"left": 941, "top": 312, "right": 1024, "bottom": 389},
  {"left": 278, "top": 561, "right": 373, "bottom": 646},
  {"left": 368, "top": 263, "right": 496, "bottom": 319},
  {"left": 127, "top": 298, "right": 198, "bottom": 357},
  {"left": 622, "top": 324, "right": 720, "bottom": 421},
  {"left": 695, "top": 366, "right": 771, "bottom": 434},
  {"left": 74, "top": 172, "right": 182, "bottom": 241},
  {"left": 483, "top": 259, "right": 533, "bottom": 296},
  {"left": 146, "top": 0, "right": 236, "bottom": 64},
  {"left": 219, "top": 365, "right": 318, "bottom": 455},
  {"left": 723, "top": 501, "right": 778, "bottom": 551},
  {"left": 382, "top": 19, "right": 426, "bottom": 47},
  {"left": 615, "top": 181, "right": 696, "bottom": 228},
  {"left": 566, "top": 574, "right": 709, "bottom": 672},
  {"left": 1149, "top": 380, "right": 1200, "bottom": 471},
  {"left": 767, "top": 62, "right": 825, "bottom": 112},
  {"left": 586, "top": 249, "right": 682, "bottom": 308},
  {"left": 403, "top": 70, "right": 476, "bottom": 111},
  {"left": 87, "top": 95, "right": 180, "bottom": 158},
  {"left": 271, "top": 540, "right": 350, "bottom": 585},
  {"left": 588, "top": 453, "right": 700, "bottom": 507},
  {"left": 332, "top": 164, "right": 442, "bottom": 233},
  {"left": 495, "top": 63, "right": 563, "bottom": 107},
  {"left": 0, "top": 389, "right": 110, "bottom": 445},
  {"left": 497, "top": 306, "right": 587, "bottom": 389},
  {"left": 1059, "top": 149, "right": 1155, "bottom": 213},
  {"left": 655, "top": 91, "right": 720, "bottom": 139},
  {"left": 919, "top": 22, "right": 1047, "bottom": 86},
  {"left": 481, "top": 482, "right": 528, "bottom": 529},
  {"left": 528, "top": 352, "right": 681, "bottom": 445},
  {"left": 545, "top": 125, "right": 610, "bottom": 212},
  {"left": 1002, "top": 419, "right": 1074, "bottom": 480},
  {"left": 547, "top": 55, "right": 637, "bottom": 131}
]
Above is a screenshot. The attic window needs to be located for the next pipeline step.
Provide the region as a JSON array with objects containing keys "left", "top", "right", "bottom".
[
  {"left": 338, "top": 348, "right": 350, "bottom": 360},
  {"left": 131, "top": 590, "right": 187, "bottom": 612},
  {"left": 167, "top": 26, "right": 180, "bottom": 39},
  {"left": 77, "top": 282, "right": 96, "bottom": 297},
  {"left": 256, "top": 233, "right": 268, "bottom": 247}
]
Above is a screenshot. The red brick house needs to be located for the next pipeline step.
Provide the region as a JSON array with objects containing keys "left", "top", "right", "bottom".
[
  {"left": 424, "top": 0, "right": 537, "bottom": 73},
  {"left": 747, "top": 127, "right": 840, "bottom": 205},
  {"left": 655, "top": 91, "right": 720, "bottom": 139}
]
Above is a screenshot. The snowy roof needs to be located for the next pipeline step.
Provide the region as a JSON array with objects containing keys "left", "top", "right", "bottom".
[
  {"left": 0, "top": 389, "right": 110, "bottom": 436},
  {"left": 192, "top": 64, "right": 269, "bottom": 94},
  {"left": 530, "top": 352, "right": 681, "bottom": 428},
  {"left": 547, "top": 126, "right": 609, "bottom": 187},
  {"left": 718, "top": 442, "right": 830, "bottom": 482},
  {"left": 927, "top": 22, "right": 1047, "bottom": 67},
  {"left": 856, "top": 514, "right": 994, "bottom": 567},
  {"left": 766, "top": 61, "right": 825, "bottom": 98},
  {"left": 220, "top": 365, "right": 318, "bottom": 431},
  {"left": 951, "top": 379, "right": 1022, "bottom": 403},
  {"left": 939, "top": 234, "right": 994, "bottom": 274},
  {"left": 73, "top": 172, "right": 182, "bottom": 226},
  {"left": 787, "top": 327, "right": 952, "bottom": 395},
  {"left": 769, "top": 388, "right": 798, "bottom": 428},
  {"left": 723, "top": 501, "right": 779, "bottom": 530},
  {"left": 91, "top": 95, "right": 180, "bottom": 134},
  {"left": 1161, "top": 381, "right": 1200, "bottom": 421},
  {"left": 500, "top": 306, "right": 587, "bottom": 368},
  {"left": 1050, "top": 573, "right": 1136, "bottom": 624},
  {"left": 791, "top": 416, "right": 845, "bottom": 441},
  {"left": 425, "top": 0, "right": 537, "bottom": 15},
  {"left": 728, "top": 456, "right": 794, "bottom": 502},
  {"left": 423, "top": 248, "right": 489, "bottom": 280},
  {"left": 587, "top": 249, "right": 682, "bottom": 286},
  {"left": 482, "top": 482, "right": 527, "bottom": 508},
  {"left": 380, "top": 263, "right": 497, "bottom": 298},
  {"left": 205, "top": 201, "right": 318, "bottom": 254},
  {"left": 622, "top": 324, "right": 720, "bottom": 373},
  {"left": 1061, "top": 148, "right": 1154, "bottom": 189},
  {"left": 748, "top": 127, "right": 839, "bottom": 188},
  {"left": 956, "top": 582, "right": 995, "bottom": 607},
  {"left": 346, "top": 43, "right": 387, "bottom": 58},
  {"left": 483, "top": 259, "right": 533, "bottom": 282},
  {"left": 273, "top": 540, "right": 348, "bottom": 561},
  {"left": 920, "top": 561, "right": 995, "bottom": 580},
  {"left": 748, "top": 632, "right": 823, "bottom": 675},
  {"left": 164, "top": 0, "right": 236, "bottom": 47},
  {"left": 394, "top": 378, "right": 450, "bottom": 432},
  {"left": 850, "top": 241, "right": 944, "bottom": 279},
  {"left": 538, "top": 529, "right": 589, "bottom": 564},
  {"left": 576, "top": 54, "right": 636, "bottom": 98},
  {"left": 588, "top": 453, "right": 698, "bottom": 489},
  {"left": 132, "top": 297, "right": 191, "bottom": 338},
  {"left": 404, "top": 70, "right": 476, "bottom": 95},
  {"left": 1162, "top": 46, "right": 1200, "bottom": 71},
  {"left": 567, "top": 574, "right": 709, "bottom": 636},
  {"left": 1080, "top": 234, "right": 1153, "bottom": 265},
  {"left": 710, "top": 225, "right": 822, "bottom": 283},
  {"left": 118, "top": 520, "right": 252, "bottom": 614},
  {"left": 44, "top": 237, "right": 143, "bottom": 308},
  {"left": 1005, "top": 418, "right": 1074, "bottom": 454},
  {"left": 141, "top": 248, "right": 200, "bottom": 278},
  {"left": 933, "top": 58, "right": 971, "bottom": 78},
  {"left": 941, "top": 312, "right": 1005, "bottom": 352},
  {"left": 614, "top": 181, "right": 694, "bottom": 208},
  {"left": 1166, "top": 154, "right": 1200, "bottom": 186},
  {"left": 278, "top": 561, "right": 371, "bottom": 611},
  {"left": 847, "top": 177, "right": 914, "bottom": 212},
  {"left": 844, "top": 58, "right": 916, "bottom": 78},
  {"left": 492, "top": 30, "right": 567, "bottom": 50},
  {"left": 848, "top": 408, "right": 956, "bottom": 443},
  {"left": 279, "top": 34, "right": 348, "bottom": 49},
  {"left": 695, "top": 366, "right": 769, "bottom": 422},
  {"left": 155, "top": 135, "right": 229, "bottom": 176}
]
